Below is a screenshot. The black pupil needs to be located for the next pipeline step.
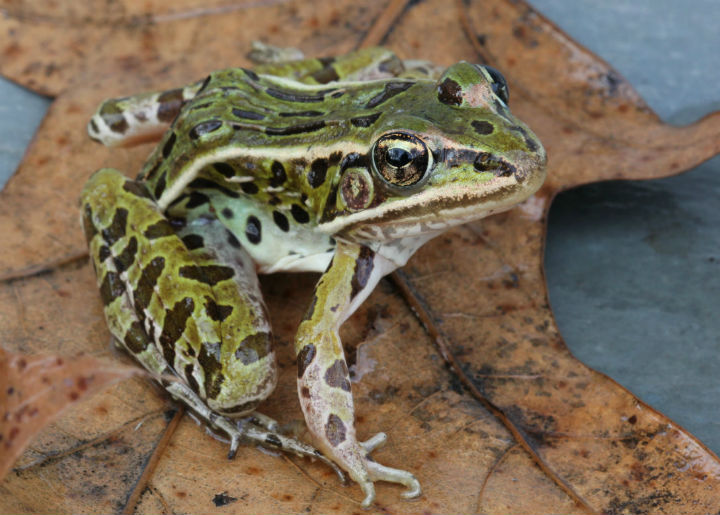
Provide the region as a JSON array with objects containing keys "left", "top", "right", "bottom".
[{"left": 386, "top": 147, "right": 412, "bottom": 168}]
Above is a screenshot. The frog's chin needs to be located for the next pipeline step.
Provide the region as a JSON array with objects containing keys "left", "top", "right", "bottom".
[{"left": 323, "top": 167, "right": 546, "bottom": 243}]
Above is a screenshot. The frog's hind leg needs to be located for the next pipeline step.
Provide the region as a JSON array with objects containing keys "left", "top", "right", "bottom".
[
  {"left": 88, "top": 79, "right": 206, "bottom": 148},
  {"left": 252, "top": 45, "right": 407, "bottom": 84},
  {"left": 81, "top": 168, "right": 342, "bottom": 476}
]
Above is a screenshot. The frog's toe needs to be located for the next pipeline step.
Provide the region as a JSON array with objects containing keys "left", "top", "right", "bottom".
[
  {"left": 360, "top": 432, "right": 387, "bottom": 453},
  {"left": 359, "top": 481, "right": 376, "bottom": 508},
  {"left": 247, "top": 412, "right": 280, "bottom": 432},
  {"left": 355, "top": 433, "right": 421, "bottom": 505},
  {"left": 366, "top": 460, "right": 421, "bottom": 501},
  {"left": 227, "top": 433, "right": 241, "bottom": 459}
]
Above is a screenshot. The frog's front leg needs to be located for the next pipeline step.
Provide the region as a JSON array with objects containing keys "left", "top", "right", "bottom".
[{"left": 296, "top": 241, "right": 421, "bottom": 507}]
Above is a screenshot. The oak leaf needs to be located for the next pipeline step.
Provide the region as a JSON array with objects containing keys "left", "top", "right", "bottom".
[{"left": 0, "top": 0, "right": 718, "bottom": 513}]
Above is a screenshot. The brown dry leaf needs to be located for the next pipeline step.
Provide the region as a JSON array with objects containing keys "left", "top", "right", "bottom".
[
  {"left": 0, "top": 0, "right": 719, "bottom": 513},
  {"left": 0, "top": 345, "right": 141, "bottom": 481}
]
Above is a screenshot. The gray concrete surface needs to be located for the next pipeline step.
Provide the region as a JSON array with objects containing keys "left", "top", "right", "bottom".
[
  {"left": 531, "top": 0, "right": 720, "bottom": 457},
  {"left": 0, "top": 1, "right": 718, "bottom": 456}
]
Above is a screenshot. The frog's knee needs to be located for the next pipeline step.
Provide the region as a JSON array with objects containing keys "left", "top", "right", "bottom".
[{"left": 207, "top": 331, "right": 278, "bottom": 417}]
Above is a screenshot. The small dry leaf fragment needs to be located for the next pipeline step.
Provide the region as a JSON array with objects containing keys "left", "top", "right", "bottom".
[{"left": 0, "top": 346, "right": 141, "bottom": 480}]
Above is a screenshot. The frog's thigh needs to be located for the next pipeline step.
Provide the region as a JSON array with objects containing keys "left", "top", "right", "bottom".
[
  {"left": 81, "top": 168, "right": 276, "bottom": 417},
  {"left": 172, "top": 212, "right": 279, "bottom": 416},
  {"left": 253, "top": 47, "right": 404, "bottom": 84}
]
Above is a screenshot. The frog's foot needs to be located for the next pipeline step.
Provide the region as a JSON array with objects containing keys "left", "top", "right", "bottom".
[
  {"left": 164, "top": 381, "right": 345, "bottom": 481},
  {"left": 354, "top": 433, "right": 421, "bottom": 508},
  {"left": 210, "top": 415, "right": 345, "bottom": 482}
]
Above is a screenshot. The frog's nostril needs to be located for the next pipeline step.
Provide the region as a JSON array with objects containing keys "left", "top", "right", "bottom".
[{"left": 473, "top": 152, "right": 516, "bottom": 177}]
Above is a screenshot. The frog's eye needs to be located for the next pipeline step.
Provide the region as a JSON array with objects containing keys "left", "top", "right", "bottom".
[
  {"left": 372, "top": 132, "right": 431, "bottom": 188},
  {"left": 482, "top": 65, "right": 509, "bottom": 105}
]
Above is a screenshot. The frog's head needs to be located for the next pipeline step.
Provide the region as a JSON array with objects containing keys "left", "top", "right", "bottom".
[{"left": 319, "top": 62, "right": 546, "bottom": 243}]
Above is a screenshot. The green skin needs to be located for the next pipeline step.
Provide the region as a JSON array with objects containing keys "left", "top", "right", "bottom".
[{"left": 81, "top": 46, "right": 546, "bottom": 507}]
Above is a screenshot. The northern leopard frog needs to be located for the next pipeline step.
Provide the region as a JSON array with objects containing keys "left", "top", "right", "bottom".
[{"left": 81, "top": 45, "right": 546, "bottom": 506}]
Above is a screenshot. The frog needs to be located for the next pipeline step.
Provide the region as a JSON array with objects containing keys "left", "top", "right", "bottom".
[{"left": 80, "top": 45, "right": 546, "bottom": 507}]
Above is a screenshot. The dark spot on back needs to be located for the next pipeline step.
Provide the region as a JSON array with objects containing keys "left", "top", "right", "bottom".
[
  {"left": 234, "top": 333, "right": 271, "bottom": 365},
  {"left": 213, "top": 162, "right": 235, "bottom": 178},
  {"left": 98, "top": 245, "right": 111, "bottom": 262},
  {"left": 133, "top": 256, "right": 165, "bottom": 314},
  {"left": 350, "top": 112, "right": 381, "bottom": 128},
  {"left": 296, "top": 344, "right": 316, "bottom": 378},
  {"left": 143, "top": 220, "right": 175, "bottom": 239},
  {"left": 240, "top": 182, "right": 259, "bottom": 194},
  {"left": 221, "top": 207, "right": 234, "bottom": 219},
  {"left": 365, "top": 81, "right": 414, "bottom": 109},
  {"left": 279, "top": 110, "right": 323, "bottom": 117},
  {"left": 99, "top": 271, "right": 125, "bottom": 306},
  {"left": 307, "top": 158, "right": 328, "bottom": 188},
  {"left": 270, "top": 161, "right": 286, "bottom": 187},
  {"left": 101, "top": 208, "right": 128, "bottom": 245},
  {"left": 187, "top": 178, "right": 239, "bottom": 198},
  {"left": 185, "top": 191, "right": 210, "bottom": 208},
  {"left": 179, "top": 264, "right": 235, "bottom": 285},
  {"left": 185, "top": 363, "right": 200, "bottom": 394},
  {"left": 189, "top": 120, "right": 223, "bottom": 139},
  {"left": 245, "top": 215, "right": 262, "bottom": 244},
  {"left": 272, "top": 211, "right": 289, "bottom": 232},
  {"left": 265, "top": 88, "right": 329, "bottom": 103},
  {"left": 154, "top": 173, "right": 167, "bottom": 199},
  {"left": 204, "top": 296, "right": 233, "bottom": 322},
  {"left": 159, "top": 297, "right": 195, "bottom": 365},
  {"left": 113, "top": 236, "right": 138, "bottom": 273},
  {"left": 181, "top": 234, "right": 205, "bottom": 250},
  {"left": 123, "top": 320, "right": 150, "bottom": 354},
  {"left": 232, "top": 108, "right": 265, "bottom": 120},
  {"left": 122, "top": 180, "right": 153, "bottom": 199},
  {"left": 265, "top": 120, "right": 326, "bottom": 136},
  {"left": 437, "top": 77, "right": 463, "bottom": 106},
  {"left": 198, "top": 341, "right": 224, "bottom": 398},
  {"left": 290, "top": 204, "right": 309, "bottom": 224}
]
